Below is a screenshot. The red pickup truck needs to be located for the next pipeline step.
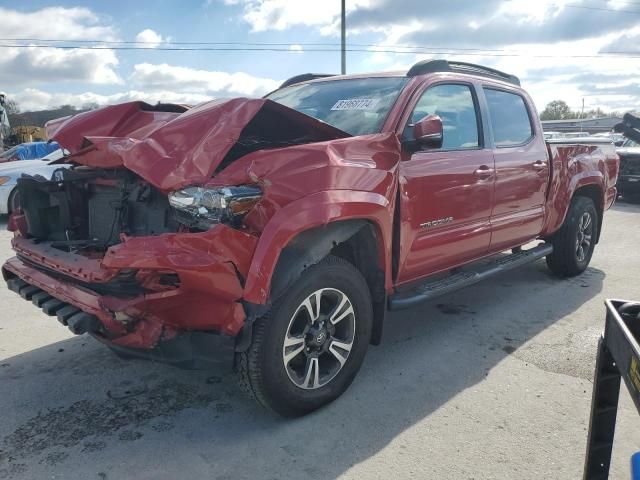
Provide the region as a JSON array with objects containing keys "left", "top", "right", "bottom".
[{"left": 2, "top": 60, "right": 619, "bottom": 416}]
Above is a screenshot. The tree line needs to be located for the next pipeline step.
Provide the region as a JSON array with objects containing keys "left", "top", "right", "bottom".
[{"left": 540, "top": 100, "right": 621, "bottom": 121}]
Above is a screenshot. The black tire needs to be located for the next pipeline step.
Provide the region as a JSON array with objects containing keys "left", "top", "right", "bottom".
[
  {"left": 546, "top": 196, "right": 598, "bottom": 277},
  {"left": 237, "top": 255, "right": 372, "bottom": 417},
  {"left": 8, "top": 188, "right": 19, "bottom": 213}
]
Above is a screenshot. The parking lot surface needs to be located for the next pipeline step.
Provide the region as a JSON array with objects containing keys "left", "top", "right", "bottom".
[{"left": 1, "top": 203, "right": 639, "bottom": 479}]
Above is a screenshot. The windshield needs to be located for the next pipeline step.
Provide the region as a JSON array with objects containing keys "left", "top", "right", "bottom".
[
  {"left": 266, "top": 77, "right": 409, "bottom": 136},
  {"left": 623, "top": 138, "right": 639, "bottom": 147}
]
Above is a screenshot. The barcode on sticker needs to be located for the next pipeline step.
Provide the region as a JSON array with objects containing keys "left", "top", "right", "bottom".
[{"left": 331, "top": 98, "right": 380, "bottom": 111}]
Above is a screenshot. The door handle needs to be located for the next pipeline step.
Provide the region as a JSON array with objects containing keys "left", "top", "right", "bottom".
[
  {"left": 474, "top": 165, "right": 494, "bottom": 179},
  {"left": 533, "top": 160, "right": 548, "bottom": 169}
]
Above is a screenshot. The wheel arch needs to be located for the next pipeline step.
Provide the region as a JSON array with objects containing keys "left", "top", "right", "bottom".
[
  {"left": 542, "top": 174, "right": 605, "bottom": 242},
  {"left": 268, "top": 219, "right": 387, "bottom": 346},
  {"left": 241, "top": 191, "right": 394, "bottom": 347},
  {"left": 573, "top": 183, "right": 604, "bottom": 243},
  {"left": 278, "top": 220, "right": 387, "bottom": 343}
]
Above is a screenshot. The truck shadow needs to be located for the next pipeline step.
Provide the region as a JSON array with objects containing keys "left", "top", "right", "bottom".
[{"left": 0, "top": 261, "right": 605, "bottom": 479}]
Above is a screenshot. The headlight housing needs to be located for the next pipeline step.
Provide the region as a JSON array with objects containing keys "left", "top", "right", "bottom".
[
  {"left": 0, "top": 176, "right": 11, "bottom": 186},
  {"left": 168, "top": 185, "right": 262, "bottom": 228}
]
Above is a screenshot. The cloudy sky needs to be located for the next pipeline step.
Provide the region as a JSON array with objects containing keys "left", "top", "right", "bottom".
[{"left": 2, "top": 0, "right": 640, "bottom": 113}]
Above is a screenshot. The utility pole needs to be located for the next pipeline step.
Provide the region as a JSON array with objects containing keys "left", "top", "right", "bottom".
[{"left": 341, "top": 0, "right": 346, "bottom": 75}]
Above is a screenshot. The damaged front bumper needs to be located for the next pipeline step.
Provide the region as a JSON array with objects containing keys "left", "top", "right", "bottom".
[{"left": 2, "top": 223, "right": 258, "bottom": 369}]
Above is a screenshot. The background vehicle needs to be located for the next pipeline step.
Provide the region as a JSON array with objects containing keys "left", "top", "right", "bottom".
[
  {"left": 0, "top": 141, "right": 60, "bottom": 163},
  {"left": 613, "top": 114, "right": 640, "bottom": 202},
  {"left": 0, "top": 148, "right": 67, "bottom": 214},
  {"left": 2, "top": 60, "right": 619, "bottom": 416}
]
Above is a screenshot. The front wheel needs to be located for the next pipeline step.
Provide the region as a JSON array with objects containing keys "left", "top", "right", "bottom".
[
  {"left": 546, "top": 196, "right": 598, "bottom": 277},
  {"left": 237, "top": 255, "right": 373, "bottom": 417}
]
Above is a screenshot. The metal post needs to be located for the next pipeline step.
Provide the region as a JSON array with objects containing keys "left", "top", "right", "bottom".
[{"left": 341, "top": 0, "right": 346, "bottom": 75}]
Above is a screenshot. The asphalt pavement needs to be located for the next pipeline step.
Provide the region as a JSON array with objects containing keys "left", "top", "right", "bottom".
[{"left": 1, "top": 202, "right": 639, "bottom": 479}]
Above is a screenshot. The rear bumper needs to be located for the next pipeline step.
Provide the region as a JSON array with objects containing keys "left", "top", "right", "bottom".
[
  {"left": 618, "top": 175, "right": 640, "bottom": 196},
  {"left": 2, "top": 224, "right": 259, "bottom": 357}
]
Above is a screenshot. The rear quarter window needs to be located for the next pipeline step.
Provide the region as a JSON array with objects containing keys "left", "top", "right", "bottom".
[{"left": 483, "top": 88, "right": 533, "bottom": 147}]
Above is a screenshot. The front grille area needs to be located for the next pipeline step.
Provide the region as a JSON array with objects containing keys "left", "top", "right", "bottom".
[
  {"left": 6, "top": 276, "right": 104, "bottom": 336},
  {"left": 17, "top": 168, "right": 179, "bottom": 255}
]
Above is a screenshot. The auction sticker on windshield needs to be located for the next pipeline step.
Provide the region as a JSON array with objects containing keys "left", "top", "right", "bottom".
[{"left": 331, "top": 98, "right": 380, "bottom": 110}]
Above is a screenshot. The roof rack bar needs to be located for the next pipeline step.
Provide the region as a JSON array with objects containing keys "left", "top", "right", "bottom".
[
  {"left": 406, "top": 60, "right": 520, "bottom": 86},
  {"left": 279, "top": 73, "right": 337, "bottom": 89}
]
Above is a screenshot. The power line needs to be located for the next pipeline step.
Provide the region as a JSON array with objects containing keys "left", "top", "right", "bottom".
[
  {"left": 0, "top": 38, "right": 615, "bottom": 54},
  {"left": 566, "top": 3, "right": 640, "bottom": 14},
  {"left": 504, "top": 0, "right": 640, "bottom": 14},
  {"left": 2, "top": 43, "right": 640, "bottom": 59}
]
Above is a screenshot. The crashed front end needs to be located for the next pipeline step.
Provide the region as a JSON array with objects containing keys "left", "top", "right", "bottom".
[
  {"left": 1, "top": 98, "right": 351, "bottom": 368},
  {"left": 2, "top": 169, "right": 258, "bottom": 368}
]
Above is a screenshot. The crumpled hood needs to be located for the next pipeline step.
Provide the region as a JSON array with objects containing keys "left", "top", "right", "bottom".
[{"left": 46, "top": 98, "right": 350, "bottom": 192}]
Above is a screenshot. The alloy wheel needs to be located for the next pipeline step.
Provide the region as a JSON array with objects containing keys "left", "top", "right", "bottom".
[
  {"left": 282, "top": 288, "right": 356, "bottom": 390},
  {"left": 576, "top": 212, "right": 593, "bottom": 262}
]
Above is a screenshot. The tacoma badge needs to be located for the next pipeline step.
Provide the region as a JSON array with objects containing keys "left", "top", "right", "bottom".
[{"left": 420, "top": 217, "right": 454, "bottom": 229}]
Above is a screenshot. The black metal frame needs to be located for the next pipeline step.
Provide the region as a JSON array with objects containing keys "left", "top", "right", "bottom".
[
  {"left": 584, "top": 299, "right": 640, "bottom": 479},
  {"left": 278, "top": 73, "right": 337, "bottom": 89},
  {"left": 614, "top": 113, "right": 640, "bottom": 145},
  {"left": 407, "top": 60, "right": 521, "bottom": 86}
]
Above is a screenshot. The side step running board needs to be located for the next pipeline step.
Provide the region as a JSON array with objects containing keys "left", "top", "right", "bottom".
[{"left": 388, "top": 243, "right": 553, "bottom": 311}]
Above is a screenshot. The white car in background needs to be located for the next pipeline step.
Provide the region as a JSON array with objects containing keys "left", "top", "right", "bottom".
[{"left": 0, "top": 149, "right": 69, "bottom": 214}]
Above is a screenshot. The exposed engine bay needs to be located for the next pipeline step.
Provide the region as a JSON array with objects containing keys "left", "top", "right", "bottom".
[{"left": 18, "top": 167, "right": 179, "bottom": 254}]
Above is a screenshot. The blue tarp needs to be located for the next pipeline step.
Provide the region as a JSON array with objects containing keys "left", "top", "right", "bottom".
[{"left": 0, "top": 141, "right": 60, "bottom": 161}]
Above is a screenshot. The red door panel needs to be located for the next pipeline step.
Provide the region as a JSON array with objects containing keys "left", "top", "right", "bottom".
[
  {"left": 397, "top": 148, "right": 494, "bottom": 284},
  {"left": 482, "top": 87, "right": 549, "bottom": 251},
  {"left": 490, "top": 141, "right": 549, "bottom": 250}
]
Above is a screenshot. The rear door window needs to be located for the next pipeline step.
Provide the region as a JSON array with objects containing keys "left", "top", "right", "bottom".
[{"left": 483, "top": 88, "right": 533, "bottom": 147}]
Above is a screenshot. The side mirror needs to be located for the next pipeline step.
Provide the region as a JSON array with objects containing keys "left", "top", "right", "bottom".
[
  {"left": 413, "top": 114, "right": 443, "bottom": 149},
  {"left": 615, "top": 140, "right": 624, "bottom": 147}
]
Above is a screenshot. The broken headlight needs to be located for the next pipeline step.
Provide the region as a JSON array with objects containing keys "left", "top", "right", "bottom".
[{"left": 168, "top": 185, "right": 262, "bottom": 227}]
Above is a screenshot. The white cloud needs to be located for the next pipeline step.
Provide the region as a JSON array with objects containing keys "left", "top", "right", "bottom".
[
  {"left": 0, "top": 46, "right": 121, "bottom": 86},
  {"left": 135, "top": 29, "right": 164, "bottom": 48},
  {"left": 130, "top": 63, "right": 280, "bottom": 97},
  {"left": 289, "top": 44, "right": 304, "bottom": 53},
  {"left": 0, "top": 7, "right": 120, "bottom": 88},
  {"left": 228, "top": 0, "right": 370, "bottom": 33},
  {"left": 6, "top": 61, "right": 281, "bottom": 112},
  {"left": 0, "top": 6, "right": 117, "bottom": 41},
  {"left": 8, "top": 88, "right": 213, "bottom": 112}
]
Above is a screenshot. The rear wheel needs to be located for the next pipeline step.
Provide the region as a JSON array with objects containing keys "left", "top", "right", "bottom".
[
  {"left": 237, "top": 255, "right": 372, "bottom": 417},
  {"left": 546, "top": 196, "right": 598, "bottom": 277}
]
